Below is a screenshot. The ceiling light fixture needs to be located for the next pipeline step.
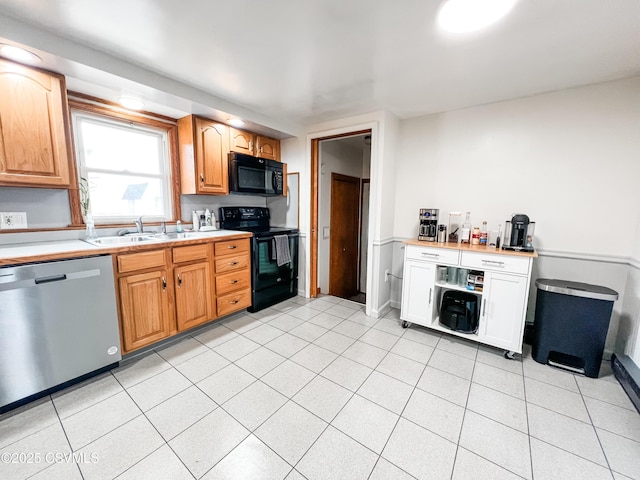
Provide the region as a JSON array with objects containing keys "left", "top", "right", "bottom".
[
  {"left": 228, "top": 118, "right": 245, "bottom": 128},
  {"left": 0, "top": 44, "right": 41, "bottom": 64},
  {"left": 117, "top": 97, "right": 145, "bottom": 110},
  {"left": 437, "top": 0, "right": 517, "bottom": 33}
]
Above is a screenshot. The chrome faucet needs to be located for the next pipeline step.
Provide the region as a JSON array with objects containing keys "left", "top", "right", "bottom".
[{"left": 134, "top": 216, "right": 143, "bottom": 233}]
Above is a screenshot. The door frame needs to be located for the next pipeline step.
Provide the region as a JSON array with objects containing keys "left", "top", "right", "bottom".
[
  {"left": 359, "top": 178, "right": 371, "bottom": 294},
  {"left": 309, "top": 129, "right": 371, "bottom": 299}
]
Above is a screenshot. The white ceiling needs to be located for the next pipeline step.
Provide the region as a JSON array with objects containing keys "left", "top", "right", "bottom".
[{"left": 0, "top": 0, "right": 639, "bottom": 136}]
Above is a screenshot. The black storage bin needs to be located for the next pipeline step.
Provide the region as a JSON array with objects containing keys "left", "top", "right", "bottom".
[
  {"left": 439, "top": 290, "right": 478, "bottom": 334},
  {"left": 532, "top": 279, "right": 618, "bottom": 378}
]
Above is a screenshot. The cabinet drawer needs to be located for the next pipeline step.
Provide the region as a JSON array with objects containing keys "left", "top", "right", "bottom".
[
  {"left": 214, "top": 238, "right": 250, "bottom": 256},
  {"left": 118, "top": 249, "right": 167, "bottom": 273},
  {"left": 460, "top": 251, "right": 530, "bottom": 275},
  {"left": 173, "top": 244, "right": 210, "bottom": 264},
  {"left": 217, "top": 289, "right": 251, "bottom": 317},
  {"left": 405, "top": 245, "right": 459, "bottom": 265},
  {"left": 215, "top": 253, "right": 250, "bottom": 273},
  {"left": 216, "top": 268, "right": 251, "bottom": 296}
]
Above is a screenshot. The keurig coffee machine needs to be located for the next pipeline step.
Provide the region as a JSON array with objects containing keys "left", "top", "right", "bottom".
[
  {"left": 502, "top": 213, "right": 535, "bottom": 252},
  {"left": 418, "top": 209, "right": 439, "bottom": 242}
]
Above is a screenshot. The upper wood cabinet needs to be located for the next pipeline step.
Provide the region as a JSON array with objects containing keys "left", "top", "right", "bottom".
[
  {"left": 178, "top": 115, "right": 229, "bottom": 195},
  {"left": 229, "top": 127, "right": 280, "bottom": 162},
  {"left": 0, "top": 59, "right": 73, "bottom": 187}
]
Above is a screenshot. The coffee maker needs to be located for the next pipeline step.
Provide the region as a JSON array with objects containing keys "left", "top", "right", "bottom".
[
  {"left": 502, "top": 213, "right": 535, "bottom": 252},
  {"left": 418, "top": 209, "right": 439, "bottom": 242}
]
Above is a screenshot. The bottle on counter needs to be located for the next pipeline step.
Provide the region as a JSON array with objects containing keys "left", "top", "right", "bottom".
[
  {"left": 192, "top": 211, "right": 200, "bottom": 231},
  {"left": 176, "top": 220, "right": 183, "bottom": 233},
  {"left": 461, "top": 212, "right": 472, "bottom": 244},
  {"left": 480, "top": 221, "right": 488, "bottom": 246},
  {"left": 205, "top": 208, "right": 212, "bottom": 226},
  {"left": 472, "top": 226, "right": 481, "bottom": 245}
]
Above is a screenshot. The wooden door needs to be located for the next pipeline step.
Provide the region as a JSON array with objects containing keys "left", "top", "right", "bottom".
[
  {"left": 175, "top": 261, "right": 212, "bottom": 331},
  {"left": 0, "top": 59, "right": 71, "bottom": 187},
  {"left": 256, "top": 135, "right": 280, "bottom": 161},
  {"left": 195, "top": 118, "right": 229, "bottom": 194},
  {"left": 329, "top": 173, "right": 361, "bottom": 298},
  {"left": 229, "top": 127, "right": 254, "bottom": 156},
  {"left": 119, "top": 270, "right": 173, "bottom": 352}
]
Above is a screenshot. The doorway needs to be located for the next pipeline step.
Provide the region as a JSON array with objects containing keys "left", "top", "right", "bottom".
[{"left": 310, "top": 132, "right": 371, "bottom": 303}]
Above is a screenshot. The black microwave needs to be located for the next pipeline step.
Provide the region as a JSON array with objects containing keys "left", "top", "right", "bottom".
[{"left": 229, "top": 152, "right": 284, "bottom": 196}]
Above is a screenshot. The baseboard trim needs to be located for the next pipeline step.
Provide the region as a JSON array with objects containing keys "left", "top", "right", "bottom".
[
  {"left": 371, "top": 299, "right": 392, "bottom": 319},
  {"left": 611, "top": 353, "right": 640, "bottom": 414}
]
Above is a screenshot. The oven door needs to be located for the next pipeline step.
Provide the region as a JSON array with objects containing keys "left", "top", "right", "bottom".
[
  {"left": 253, "top": 234, "right": 298, "bottom": 292},
  {"left": 230, "top": 153, "right": 283, "bottom": 196}
]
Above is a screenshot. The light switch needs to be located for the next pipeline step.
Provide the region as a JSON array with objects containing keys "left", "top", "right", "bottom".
[{"left": 323, "top": 227, "right": 330, "bottom": 239}]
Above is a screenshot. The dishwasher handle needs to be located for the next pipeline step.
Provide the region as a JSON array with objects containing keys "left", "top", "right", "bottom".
[{"left": 35, "top": 274, "right": 67, "bottom": 285}]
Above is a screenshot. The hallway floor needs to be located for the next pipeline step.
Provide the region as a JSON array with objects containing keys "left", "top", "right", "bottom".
[{"left": 1, "top": 295, "right": 639, "bottom": 480}]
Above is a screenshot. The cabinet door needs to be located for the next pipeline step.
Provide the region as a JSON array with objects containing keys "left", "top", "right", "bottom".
[
  {"left": 255, "top": 135, "right": 280, "bottom": 161},
  {"left": 400, "top": 260, "right": 436, "bottom": 326},
  {"left": 480, "top": 272, "right": 528, "bottom": 352},
  {"left": 119, "top": 270, "right": 172, "bottom": 353},
  {"left": 175, "top": 261, "right": 213, "bottom": 331},
  {"left": 229, "top": 127, "right": 254, "bottom": 156},
  {"left": 0, "top": 59, "right": 71, "bottom": 187},
  {"left": 195, "top": 118, "right": 229, "bottom": 194}
]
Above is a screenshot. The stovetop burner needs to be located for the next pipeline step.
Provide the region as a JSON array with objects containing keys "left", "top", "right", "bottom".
[{"left": 219, "top": 207, "right": 298, "bottom": 237}]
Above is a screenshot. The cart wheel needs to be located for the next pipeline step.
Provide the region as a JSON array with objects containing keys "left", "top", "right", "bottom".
[
  {"left": 402, "top": 321, "right": 409, "bottom": 328},
  {"left": 504, "top": 351, "right": 516, "bottom": 360}
]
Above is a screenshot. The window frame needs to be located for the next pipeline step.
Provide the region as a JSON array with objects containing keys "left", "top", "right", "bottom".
[{"left": 68, "top": 97, "right": 180, "bottom": 226}]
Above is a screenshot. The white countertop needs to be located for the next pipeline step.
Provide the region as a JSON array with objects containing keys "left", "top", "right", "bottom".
[
  {"left": 0, "top": 230, "right": 251, "bottom": 264},
  {"left": 0, "top": 240, "right": 98, "bottom": 260}
]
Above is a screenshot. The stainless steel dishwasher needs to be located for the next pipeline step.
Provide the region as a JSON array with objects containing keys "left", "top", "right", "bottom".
[{"left": 0, "top": 255, "right": 122, "bottom": 413}]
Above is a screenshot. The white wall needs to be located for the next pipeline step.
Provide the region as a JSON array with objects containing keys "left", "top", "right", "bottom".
[
  {"left": 317, "top": 140, "right": 366, "bottom": 293},
  {"left": 0, "top": 187, "right": 71, "bottom": 228},
  {"left": 393, "top": 77, "right": 640, "bottom": 359}
]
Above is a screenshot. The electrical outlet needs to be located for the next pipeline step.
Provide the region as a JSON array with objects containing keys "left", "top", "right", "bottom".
[
  {"left": 0, "top": 212, "right": 28, "bottom": 230},
  {"left": 385, "top": 269, "right": 390, "bottom": 282}
]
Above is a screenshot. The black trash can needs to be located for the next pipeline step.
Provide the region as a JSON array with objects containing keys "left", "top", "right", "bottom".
[{"left": 532, "top": 279, "right": 618, "bottom": 378}]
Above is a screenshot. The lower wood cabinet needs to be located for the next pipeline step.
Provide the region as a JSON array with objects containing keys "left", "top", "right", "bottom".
[
  {"left": 115, "top": 237, "right": 251, "bottom": 354},
  {"left": 174, "top": 260, "right": 212, "bottom": 332},
  {"left": 118, "top": 269, "right": 173, "bottom": 352},
  {"left": 213, "top": 238, "right": 252, "bottom": 316}
]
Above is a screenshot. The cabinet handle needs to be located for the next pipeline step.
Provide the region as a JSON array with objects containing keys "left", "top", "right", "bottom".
[
  {"left": 228, "top": 245, "right": 237, "bottom": 249},
  {"left": 177, "top": 274, "right": 182, "bottom": 287},
  {"left": 229, "top": 261, "right": 239, "bottom": 266},
  {"left": 482, "top": 299, "right": 487, "bottom": 316},
  {"left": 420, "top": 252, "right": 439, "bottom": 258},
  {"left": 428, "top": 287, "right": 432, "bottom": 304},
  {"left": 230, "top": 279, "right": 239, "bottom": 284},
  {"left": 481, "top": 260, "right": 504, "bottom": 266},
  {"left": 200, "top": 173, "right": 205, "bottom": 185},
  {"left": 230, "top": 299, "right": 239, "bottom": 304},
  {"left": 162, "top": 277, "right": 167, "bottom": 290}
]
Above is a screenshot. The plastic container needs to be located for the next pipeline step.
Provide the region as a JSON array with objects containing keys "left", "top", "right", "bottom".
[
  {"left": 448, "top": 212, "right": 461, "bottom": 243},
  {"left": 461, "top": 212, "right": 471, "bottom": 244},
  {"left": 532, "top": 279, "right": 618, "bottom": 378}
]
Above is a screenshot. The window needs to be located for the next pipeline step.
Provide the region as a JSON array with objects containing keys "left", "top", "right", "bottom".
[{"left": 72, "top": 110, "right": 173, "bottom": 224}]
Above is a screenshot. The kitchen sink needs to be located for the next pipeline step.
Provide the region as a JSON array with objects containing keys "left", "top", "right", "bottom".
[
  {"left": 84, "top": 230, "right": 233, "bottom": 247},
  {"left": 84, "top": 234, "right": 162, "bottom": 246}
]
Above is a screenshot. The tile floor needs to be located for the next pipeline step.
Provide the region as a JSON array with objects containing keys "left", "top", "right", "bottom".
[{"left": 1, "top": 295, "right": 639, "bottom": 480}]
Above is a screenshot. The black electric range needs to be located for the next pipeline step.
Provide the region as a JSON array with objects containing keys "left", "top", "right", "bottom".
[{"left": 219, "top": 207, "right": 299, "bottom": 312}]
